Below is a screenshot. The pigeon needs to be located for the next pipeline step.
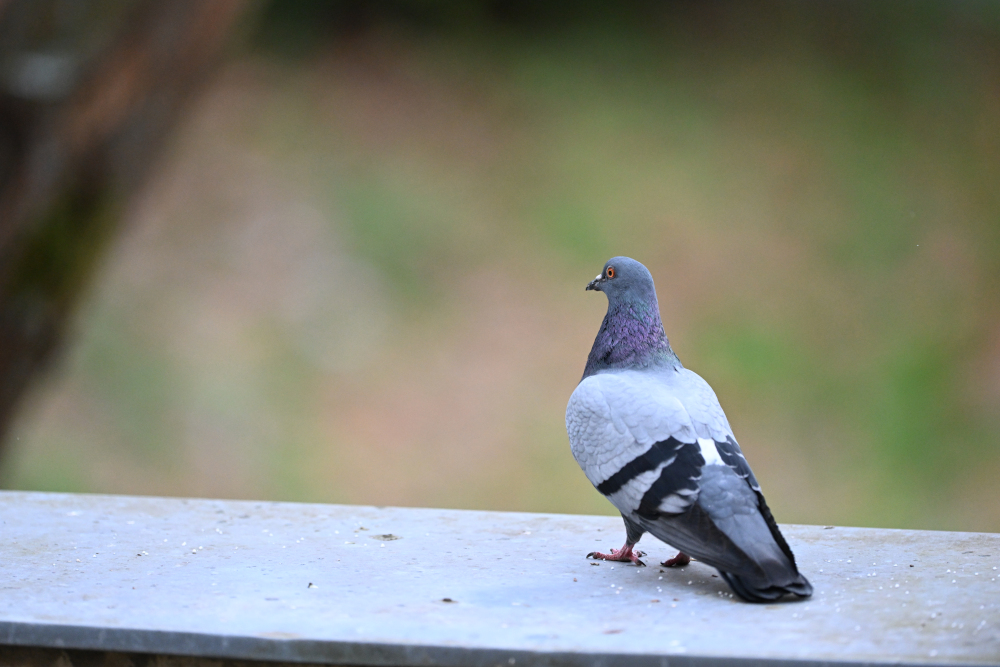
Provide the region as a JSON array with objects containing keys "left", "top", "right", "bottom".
[{"left": 565, "top": 257, "right": 812, "bottom": 602}]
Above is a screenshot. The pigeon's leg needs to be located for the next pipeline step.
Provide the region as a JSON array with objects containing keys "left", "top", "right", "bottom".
[
  {"left": 586, "top": 515, "right": 647, "bottom": 566},
  {"left": 661, "top": 552, "right": 691, "bottom": 568}
]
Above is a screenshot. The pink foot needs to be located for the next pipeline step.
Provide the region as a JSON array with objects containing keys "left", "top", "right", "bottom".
[
  {"left": 587, "top": 544, "right": 646, "bottom": 566},
  {"left": 661, "top": 551, "right": 691, "bottom": 568}
]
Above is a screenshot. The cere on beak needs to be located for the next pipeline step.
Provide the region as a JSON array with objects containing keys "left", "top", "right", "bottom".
[{"left": 586, "top": 274, "right": 603, "bottom": 291}]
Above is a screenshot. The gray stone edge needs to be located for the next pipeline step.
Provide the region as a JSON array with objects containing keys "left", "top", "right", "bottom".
[{"left": 0, "top": 621, "right": 987, "bottom": 667}]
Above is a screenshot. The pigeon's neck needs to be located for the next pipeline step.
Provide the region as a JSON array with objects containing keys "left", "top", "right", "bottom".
[{"left": 582, "top": 298, "right": 680, "bottom": 380}]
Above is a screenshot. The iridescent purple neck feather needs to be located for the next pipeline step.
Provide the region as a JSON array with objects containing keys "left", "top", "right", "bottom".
[{"left": 582, "top": 291, "right": 680, "bottom": 380}]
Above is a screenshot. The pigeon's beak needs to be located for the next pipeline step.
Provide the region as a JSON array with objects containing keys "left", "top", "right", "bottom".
[{"left": 585, "top": 274, "right": 604, "bottom": 291}]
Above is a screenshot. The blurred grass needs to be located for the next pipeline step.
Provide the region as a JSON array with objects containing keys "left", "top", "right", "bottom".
[{"left": 2, "top": 1, "right": 999, "bottom": 534}]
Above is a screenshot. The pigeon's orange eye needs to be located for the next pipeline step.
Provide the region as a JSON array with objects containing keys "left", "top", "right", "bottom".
[{"left": 606, "top": 266, "right": 616, "bottom": 279}]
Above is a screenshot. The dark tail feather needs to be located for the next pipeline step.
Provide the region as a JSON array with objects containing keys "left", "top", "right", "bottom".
[{"left": 719, "top": 570, "right": 813, "bottom": 603}]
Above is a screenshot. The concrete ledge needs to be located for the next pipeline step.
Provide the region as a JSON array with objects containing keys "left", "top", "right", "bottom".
[{"left": 0, "top": 491, "right": 997, "bottom": 666}]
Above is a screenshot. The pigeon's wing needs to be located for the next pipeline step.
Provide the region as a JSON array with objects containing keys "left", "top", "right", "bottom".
[
  {"left": 567, "top": 369, "right": 705, "bottom": 518},
  {"left": 673, "top": 368, "right": 760, "bottom": 491},
  {"left": 567, "top": 368, "right": 757, "bottom": 515},
  {"left": 654, "top": 369, "right": 810, "bottom": 598},
  {"left": 668, "top": 369, "right": 805, "bottom": 571},
  {"left": 669, "top": 368, "right": 734, "bottom": 440}
]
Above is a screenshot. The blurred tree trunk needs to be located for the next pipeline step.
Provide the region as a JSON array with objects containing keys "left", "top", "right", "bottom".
[{"left": 0, "top": 0, "right": 249, "bottom": 462}]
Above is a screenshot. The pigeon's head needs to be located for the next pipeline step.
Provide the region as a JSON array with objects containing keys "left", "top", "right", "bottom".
[{"left": 585, "top": 256, "right": 657, "bottom": 305}]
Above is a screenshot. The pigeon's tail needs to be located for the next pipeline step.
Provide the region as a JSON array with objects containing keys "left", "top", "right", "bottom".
[
  {"left": 643, "top": 466, "right": 814, "bottom": 603},
  {"left": 723, "top": 488, "right": 814, "bottom": 602},
  {"left": 708, "top": 492, "right": 814, "bottom": 602},
  {"left": 646, "top": 501, "right": 813, "bottom": 603},
  {"left": 719, "top": 568, "right": 813, "bottom": 603}
]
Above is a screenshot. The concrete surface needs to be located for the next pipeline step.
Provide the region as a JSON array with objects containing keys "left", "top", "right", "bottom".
[{"left": 0, "top": 491, "right": 997, "bottom": 666}]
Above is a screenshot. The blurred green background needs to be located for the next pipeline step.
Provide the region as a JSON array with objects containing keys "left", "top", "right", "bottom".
[{"left": 2, "top": 1, "right": 999, "bottom": 532}]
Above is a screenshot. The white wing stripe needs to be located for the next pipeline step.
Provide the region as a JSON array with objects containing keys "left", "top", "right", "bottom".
[{"left": 697, "top": 437, "right": 725, "bottom": 466}]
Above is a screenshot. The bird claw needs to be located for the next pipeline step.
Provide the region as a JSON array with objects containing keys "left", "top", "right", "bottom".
[
  {"left": 587, "top": 546, "right": 646, "bottom": 566},
  {"left": 661, "top": 552, "right": 691, "bottom": 568}
]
